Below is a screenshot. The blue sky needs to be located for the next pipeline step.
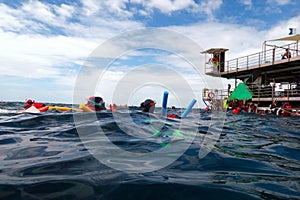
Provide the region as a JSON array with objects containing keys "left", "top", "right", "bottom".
[{"left": 0, "top": 0, "right": 299, "bottom": 107}]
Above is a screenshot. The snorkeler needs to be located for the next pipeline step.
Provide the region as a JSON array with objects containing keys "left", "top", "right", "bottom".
[
  {"left": 140, "top": 99, "right": 156, "bottom": 113},
  {"left": 85, "top": 96, "right": 106, "bottom": 111},
  {"left": 24, "top": 99, "right": 46, "bottom": 109}
]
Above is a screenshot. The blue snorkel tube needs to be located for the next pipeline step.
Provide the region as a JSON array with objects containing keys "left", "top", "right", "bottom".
[
  {"left": 181, "top": 99, "right": 197, "bottom": 118},
  {"left": 161, "top": 91, "right": 169, "bottom": 117}
]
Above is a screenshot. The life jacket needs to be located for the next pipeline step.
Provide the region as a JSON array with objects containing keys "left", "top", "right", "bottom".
[
  {"left": 283, "top": 104, "right": 292, "bottom": 109},
  {"left": 281, "top": 102, "right": 292, "bottom": 117},
  {"left": 38, "top": 106, "right": 49, "bottom": 112},
  {"left": 281, "top": 102, "right": 292, "bottom": 116},
  {"left": 167, "top": 113, "right": 180, "bottom": 119},
  {"left": 24, "top": 99, "right": 48, "bottom": 112},
  {"left": 32, "top": 103, "right": 46, "bottom": 109},
  {"left": 25, "top": 99, "right": 45, "bottom": 109},
  {"left": 232, "top": 107, "right": 241, "bottom": 114},
  {"left": 204, "top": 107, "right": 210, "bottom": 111}
]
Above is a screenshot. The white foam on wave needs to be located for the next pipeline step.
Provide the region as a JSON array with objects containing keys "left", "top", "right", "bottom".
[{"left": 0, "top": 109, "right": 18, "bottom": 113}]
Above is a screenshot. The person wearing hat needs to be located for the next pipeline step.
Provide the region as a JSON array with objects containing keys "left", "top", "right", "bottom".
[
  {"left": 140, "top": 99, "right": 156, "bottom": 113},
  {"left": 24, "top": 99, "right": 46, "bottom": 109},
  {"left": 86, "top": 96, "right": 106, "bottom": 111}
]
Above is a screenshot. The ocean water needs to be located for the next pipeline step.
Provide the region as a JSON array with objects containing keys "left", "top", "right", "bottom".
[{"left": 0, "top": 102, "right": 299, "bottom": 200}]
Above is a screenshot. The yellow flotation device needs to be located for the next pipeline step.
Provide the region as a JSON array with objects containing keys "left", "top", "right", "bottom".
[
  {"left": 79, "top": 104, "right": 93, "bottom": 112},
  {"left": 48, "top": 106, "right": 82, "bottom": 112}
]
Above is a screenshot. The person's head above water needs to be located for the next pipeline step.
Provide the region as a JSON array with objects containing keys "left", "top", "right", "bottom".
[
  {"left": 86, "top": 96, "right": 106, "bottom": 111},
  {"left": 24, "top": 99, "right": 46, "bottom": 109},
  {"left": 24, "top": 99, "right": 34, "bottom": 109},
  {"left": 140, "top": 99, "right": 156, "bottom": 113}
]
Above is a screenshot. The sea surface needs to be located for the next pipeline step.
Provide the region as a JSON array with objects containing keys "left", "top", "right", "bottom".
[{"left": 0, "top": 102, "right": 299, "bottom": 200}]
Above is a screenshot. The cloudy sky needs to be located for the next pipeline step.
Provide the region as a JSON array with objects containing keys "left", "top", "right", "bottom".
[{"left": 0, "top": 0, "right": 299, "bottom": 107}]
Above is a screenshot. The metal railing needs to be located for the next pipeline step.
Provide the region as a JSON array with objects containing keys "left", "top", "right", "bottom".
[
  {"left": 247, "top": 83, "right": 300, "bottom": 99},
  {"left": 225, "top": 42, "right": 299, "bottom": 73},
  {"left": 203, "top": 84, "right": 300, "bottom": 101},
  {"left": 202, "top": 88, "right": 228, "bottom": 100},
  {"left": 202, "top": 88, "right": 229, "bottom": 110}
]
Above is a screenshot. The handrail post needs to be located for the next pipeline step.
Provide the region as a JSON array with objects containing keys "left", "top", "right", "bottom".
[
  {"left": 247, "top": 56, "right": 249, "bottom": 70},
  {"left": 272, "top": 48, "right": 275, "bottom": 65},
  {"left": 258, "top": 86, "right": 260, "bottom": 102},
  {"left": 297, "top": 41, "right": 299, "bottom": 56},
  {"left": 288, "top": 44, "right": 291, "bottom": 62},
  {"left": 226, "top": 60, "right": 229, "bottom": 73}
]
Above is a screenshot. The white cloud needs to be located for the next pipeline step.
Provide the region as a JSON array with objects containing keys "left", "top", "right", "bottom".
[
  {"left": 143, "top": 0, "right": 198, "bottom": 14},
  {"left": 0, "top": 4, "right": 28, "bottom": 31},
  {"left": 129, "top": 0, "right": 223, "bottom": 20},
  {"left": 199, "top": 0, "right": 223, "bottom": 21},
  {"left": 169, "top": 22, "right": 266, "bottom": 60},
  {"left": 265, "top": 0, "right": 292, "bottom": 15},
  {"left": 104, "top": 0, "right": 133, "bottom": 17},
  {"left": 81, "top": 0, "right": 101, "bottom": 16},
  {"left": 81, "top": 0, "right": 132, "bottom": 18},
  {"left": 22, "top": 0, "right": 56, "bottom": 24},
  {"left": 270, "top": 0, "right": 291, "bottom": 6},
  {"left": 239, "top": 0, "right": 252, "bottom": 8},
  {"left": 264, "top": 15, "right": 300, "bottom": 39},
  {"left": 0, "top": 1, "right": 76, "bottom": 34},
  {"left": 53, "top": 3, "right": 76, "bottom": 19},
  {"left": 79, "top": 0, "right": 223, "bottom": 22},
  {"left": 0, "top": 31, "right": 97, "bottom": 78}
]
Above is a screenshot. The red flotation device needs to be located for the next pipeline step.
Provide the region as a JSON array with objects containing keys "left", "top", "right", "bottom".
[
  {"left": 38, "top": 106, "right": 49, "bottom": 112},
  {"left": 232, "top": 107, "right": 241, "bottom": 114},
  {"left": 167, "top": 113, "right": 180, "bottom": 118},
  {"left": 281, "top": 102, "right": 291, "bottom": 116}
]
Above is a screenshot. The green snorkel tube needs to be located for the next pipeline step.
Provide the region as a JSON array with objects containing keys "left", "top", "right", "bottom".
[{"left": 87, "top": 99, "right": 106, "bottom": 110}]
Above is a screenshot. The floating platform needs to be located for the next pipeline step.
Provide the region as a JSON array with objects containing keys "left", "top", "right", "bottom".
[{"left": 202, "top": 37, "right": 300, "bottom": 110}]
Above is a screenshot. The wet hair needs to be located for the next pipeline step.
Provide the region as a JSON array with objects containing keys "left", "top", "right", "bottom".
[
  {"left": 140, "top": 99, "right": 155, "bottom": 113},
  {"left": 93, "top": 97, "right": 103, "bottom": 104},
  {"left": 88, "top": 96, "right": 104, "bottom": 110},
  {"left": 88, "top": 96, "right": 102, "bottom": 103}
]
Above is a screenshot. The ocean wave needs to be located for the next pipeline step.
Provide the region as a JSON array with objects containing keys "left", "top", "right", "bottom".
[{"left": 0, "top": 103, "right": 299, "bottom": 199}]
